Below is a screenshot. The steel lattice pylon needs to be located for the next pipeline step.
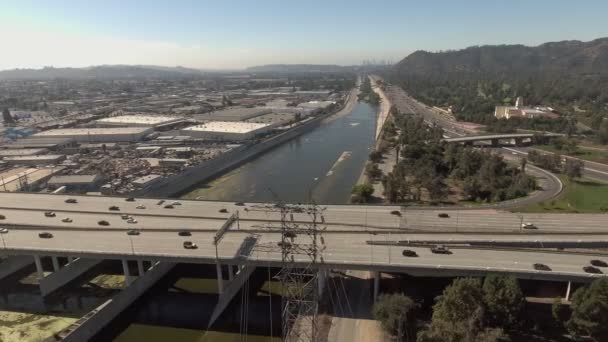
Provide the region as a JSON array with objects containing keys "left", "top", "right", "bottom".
[{"left": 251, "top": 202, "right": 326, "bottom": 342}]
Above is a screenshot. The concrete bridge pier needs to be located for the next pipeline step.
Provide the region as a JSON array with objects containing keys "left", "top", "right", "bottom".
[
  {"left": 373, "top": 271, "right": 380, "bottom": 301},
  {"left": 227, "top": 265, "right": 234, "bottom": 281},
  {"left": 215, "top": 261, "right": 224, "bottom": 294},
  {"left": 565, "top": 281, "right": 572, "bottom": 301},
  {"left": 317, "top": 269, "right": 327, "bottom": 297},
  {"left": 52, "top": 256, "right": 61, "bottom": 272},
  {"left": 137, "top": 260, "right": 145, "bottom": 277},
  {"left": 514, "top": 138, "right": 523, "bottom": 146},
  {"left": 491, "top": 139, "right": 499, "bottom": 147},
  {"left": 34, "top": 255, "right": 44, "bottom": 280},
  {"left": 122, "top": 259, "right": 133, "bottom": 287}
]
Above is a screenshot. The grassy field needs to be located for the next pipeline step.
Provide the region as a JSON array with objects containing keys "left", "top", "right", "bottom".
[
  {"left": 516, "top": 176, "right": 608, "bottom": 213},
  {"left": 0, "top": 311, "right": 77, "bottom": 342},
  {"left": 535, "top": 145, "right": 608, "bottom": 164}
]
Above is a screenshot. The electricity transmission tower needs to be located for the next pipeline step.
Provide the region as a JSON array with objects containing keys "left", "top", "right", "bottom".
[{"left": 251, "top": 200, "right": 326, "bottom": 342}]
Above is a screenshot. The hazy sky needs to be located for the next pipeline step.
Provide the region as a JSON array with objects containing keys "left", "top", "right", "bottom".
[{"left": 1, "top": 0, "right": 606, "bottom": 70}]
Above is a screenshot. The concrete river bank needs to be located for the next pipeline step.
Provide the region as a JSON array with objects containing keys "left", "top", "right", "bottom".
[{"left": 182, "top": 100, "right": 379, "bottom": 204}]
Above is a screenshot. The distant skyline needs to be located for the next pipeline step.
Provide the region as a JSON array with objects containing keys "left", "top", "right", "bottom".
[{"left": 1, "top": 0, "right": 607, "bottom": 70}]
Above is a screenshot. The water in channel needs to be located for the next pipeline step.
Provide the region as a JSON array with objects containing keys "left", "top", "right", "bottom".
[{"left": 182, "top": 101, "right": 378, "bottom": 204}]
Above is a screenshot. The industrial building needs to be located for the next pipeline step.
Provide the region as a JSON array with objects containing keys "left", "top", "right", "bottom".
[
  {"left": 95, "top": 115, "right": 185, "bottom": 129},
  {"left": 47, "top": 174, "right": 102, "bottom": 192},
  {"left": 180, "top": 121, "right": 272, "bottom": 141},
  {"left": 4, "top": 137, "right": 77, "bottom": 150},
  {"left": 193, "top": 107, "right": 272, "bottom": 122},
  {"left": 0, "top": 167, "right": 64, "bottom": 192},
  {"left": 32, "top": 127, "right": 153, "bottom": 143},
  {"left": 3, "top": 154, "right": 66, "bottom": 165}
]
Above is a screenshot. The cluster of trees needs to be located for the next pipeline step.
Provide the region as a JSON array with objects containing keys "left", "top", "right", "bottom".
[
  {"left": 558, "top": 278, "right": 608, "bottom": 340},
  {"left": 358, "top": 76, "right": 381, "bottom": 105},
  {"left": 527, "top": 150, "right": 585, "bottom": 180},
  {"left": 375, "top": 276, "right": 608, "bottom": 342},
  {"left": 351, "top": 183, "right": 374, "bottom": 203},
  {"left": 485, "top": 116, "right": 578, "bottom": 136},
  {"left": 382, "top": 115, "right": 536, "bottom": 203},
  {"left": 373, "top": 275, "right": 524, "bottom": 342}
]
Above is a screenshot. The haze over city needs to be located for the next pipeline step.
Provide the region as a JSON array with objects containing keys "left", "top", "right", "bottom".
[{"left": 1, "top": 0, "right": 607, "bottom": 70}]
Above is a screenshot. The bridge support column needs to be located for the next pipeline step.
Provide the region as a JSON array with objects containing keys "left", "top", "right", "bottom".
[
  {"left": 491, "top": 139, "right": 499, "bottom": 147},
  {"left": 52, "top": 257, "right": 60, "bottom": 272},
  {"left": 565, "top": 281, "right": 572, "bottom": 301},
  {"left": 514, "top": 138, "right": 523, "bottom": 147},
  {"left": 215, "top": 262, "right": 224, "bottom": 295},
  {"left": 227, "top": 265, "right": 234, "bottom": 281},
  {"left": 373, "top": 271, "right": 380, "bottom": 301},
  {"left": 122, "top": 259, "right": 132, "bottom": 287},
  {"left": 317, "top": 269, "right": 327, "bottom": 297},
  {"left": 34, "top": 255, "right": 44, "bottom": 280},
  {"left": 137, "top": 260, "right": 145, "bottom": 276}
]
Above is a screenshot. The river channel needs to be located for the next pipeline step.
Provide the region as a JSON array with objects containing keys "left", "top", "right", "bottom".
[{"left": 182, "top": 101, "right": 378, "bottom": 204}]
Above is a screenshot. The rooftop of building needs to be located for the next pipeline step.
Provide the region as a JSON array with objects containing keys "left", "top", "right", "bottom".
[
  {"left": 33, "top": 127, "right": 152, "bottom": 137},
  {"left": 182, "top": 121, "right": 270, "bottom": 134},
  {"left": 95, "top": 115, "right": 183, "bottom": 125}
]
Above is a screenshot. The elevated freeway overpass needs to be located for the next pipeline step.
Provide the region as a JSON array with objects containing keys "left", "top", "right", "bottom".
[
  {"left": 443, "top": 133, "right": 563, "bottom": 146},
  {"left": 2, "top": 192, "right": 607, "bottom": 341},
  {"left": 1, "top": 192, "right": 608, "bottom": 284}
]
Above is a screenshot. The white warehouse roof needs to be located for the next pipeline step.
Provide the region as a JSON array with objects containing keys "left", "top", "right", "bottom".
[
  {"left": 182, "top": 121, "right": 270, "bottom": 134},
  {"left": 95, "top": 115, "right": 183, "bottom": 127},
  {"left": 34, "top": 127, "right": 151, "bottom": 137}
]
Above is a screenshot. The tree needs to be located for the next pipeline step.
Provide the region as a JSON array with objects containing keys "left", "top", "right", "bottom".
[
  {"left": 566, "top": 278, "right": 608, "bottom": 340},
  {"left": 417, "top": 278, "right": 486, "bottom": 342},
  {"left": 351, "top": 183, "right": 374, "bottom": 203},
  {"left": 482, "top": 275, "right": 524, "bottom": 329},
  {"left": 373, "top": 293, "right": 418, "bottom": 341},
  {"left": 598, "top": 118, "right": 608, "bottom": 145},
  {"left": 2, "top": 108, "right": 15, "bottom": 125},
  {"left": 562, "top": 159, "right": 584, "bottom": 181}
]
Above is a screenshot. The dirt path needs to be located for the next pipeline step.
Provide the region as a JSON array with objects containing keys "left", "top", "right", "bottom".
[{"left": 326, "top": 271, "right": 387, "bottom": 342}]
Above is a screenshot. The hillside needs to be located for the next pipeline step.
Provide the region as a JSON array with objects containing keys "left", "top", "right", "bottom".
[
  {"left": 395, "top": 38, "right": 608, "bottom": 75},
  {"left": 0, "top": 65, "right": 204, "bottom": 80}
]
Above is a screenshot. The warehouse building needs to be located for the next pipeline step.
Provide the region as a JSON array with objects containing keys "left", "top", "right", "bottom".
[
  {"left": 193, "top": 107, "right": 272, "bottom": 122},
  {"left": 180, "top": 121, "right": 272, "bottom": 141},
  {"left": 32, "top": 127, "right": 153, "bottom": 143},
  {"left": 3, "top": 154, "right": 66, "bottom": 166},
  {"left": 47, "top": 174, "right": 102, "bottom": 192},
  {"left": 95, "top": 115, "right": 185, "bottom": 129}
]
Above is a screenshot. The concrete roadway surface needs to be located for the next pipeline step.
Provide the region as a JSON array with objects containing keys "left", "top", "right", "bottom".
[
  {"left": 2, "top": 192, "right": 608, "bottom": 233},
  {"left": 2, "top": 227, "right": 607, "bottom": 283},
  {"left": 503, "top": 146, "right": 608, "bottom": 184}
]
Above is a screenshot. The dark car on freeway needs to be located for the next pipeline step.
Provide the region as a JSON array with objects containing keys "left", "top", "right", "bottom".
[
  {"left": 584, "top": 266, "right": 603, "bottom": 274},
  {"left": 590, "top": 259, "right": 608, "bottom": 267},
  {"left": 127, "top": 229, "right": 140, "bottom": 236},
  {"left": 39, "top": 232, "right": 53, "bottom": 238},
  {"left": 65, "top": 198, "right": 78, "bottom": 204},
  {"left": 437, "top": 213, "right": 450, "bottom": 218},
  {"left": 178, "top": 231, "right": 192, "bottom": 237},
  {"left": 402, "top": 249, "right": 418, "bottom": 257},
  {"left": 533, "top": 263, "right": 551, "bottom": 271}
]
